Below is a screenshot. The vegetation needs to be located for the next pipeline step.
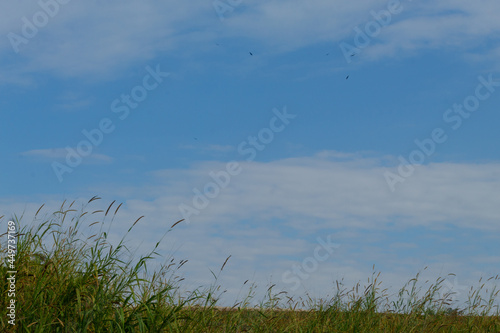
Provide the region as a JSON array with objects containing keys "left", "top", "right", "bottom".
[{"left": 1, "top": 198, "right": 499, "bottom": 332}]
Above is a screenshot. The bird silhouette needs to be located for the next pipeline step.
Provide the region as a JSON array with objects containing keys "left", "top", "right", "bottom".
[
  {"left": 249, "top": 52, "right": 253, "bottom": 56},
  {"left": 346, "top": 75, "right": 349, "bottom": 80}
]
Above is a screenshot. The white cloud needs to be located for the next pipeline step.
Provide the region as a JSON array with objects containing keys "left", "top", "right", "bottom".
[
  {"left": 54, "top": 91, "right": 92, "bottom": 111},
  {"left": 3, "top": 151, "right": 500, "bottom": 308},
  {"left": 141, "top": 154, "right": 500, "bottom": 231},
  {"left": 1, "top": 1, "right": 500, "bottom": 80},
  {"left": 206, "top": 144, "right": 234, "bottom": 152},
  {"left": 75, "top": 152, "right": 500, "bottom": 305},
  {"left": 20, "top": 148, "right": 113, "bottom": 164},
  {"left": 0, "top": 0, "right": 211, "bottom": 78}
]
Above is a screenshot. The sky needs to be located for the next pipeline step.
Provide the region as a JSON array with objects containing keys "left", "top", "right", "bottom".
[{"left": 1, "top": 0, "right": 500, "bottom": 309}]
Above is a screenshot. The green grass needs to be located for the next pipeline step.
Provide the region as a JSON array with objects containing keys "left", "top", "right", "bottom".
[{"left": 1, "top": 198, "right": 499, "bottom": 332}]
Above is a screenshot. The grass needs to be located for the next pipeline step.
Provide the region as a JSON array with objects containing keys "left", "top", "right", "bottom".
[{"left": 1, "top": 197, "right": 499, "bottom": 332}]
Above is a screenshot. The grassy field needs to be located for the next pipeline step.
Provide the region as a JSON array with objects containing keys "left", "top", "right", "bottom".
[{"left": 1, "top": 198, "right": 499, "bottom": 332}]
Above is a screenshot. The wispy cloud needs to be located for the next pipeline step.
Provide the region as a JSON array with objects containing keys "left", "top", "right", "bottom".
[
  {"left": 3, "top": 149, "right": 500, "bottom": 307},
  {"left": 2, "top": 1, "right": 500, "bottom": 80},
  {"left": 54, "top": 91, "right": 93, "bottom": 112},
  {"left": 206, "top": 144, "right": 234, "bottom": 153},
  {"left": 20, "top": 148, "right": 112, "bottom": 164},
  {"left": 179, "top": 144, "right": 235, "bottom": 157},
  {"left": 87, "top": 151, "right": 500, "bottom": 232},
  {"left": 0, "top": 1, "right": 211, "bottom": 78}
]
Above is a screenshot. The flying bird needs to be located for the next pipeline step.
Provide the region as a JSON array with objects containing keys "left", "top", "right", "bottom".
[
  {"left": 350, "top": 53, "right": 356, "bottom": 57},
  {"left": 249, "top": 52, "right": 253, "bottom": 56},
  {"left": 346, "top": 75, "right": 349, "bottom": 80}
]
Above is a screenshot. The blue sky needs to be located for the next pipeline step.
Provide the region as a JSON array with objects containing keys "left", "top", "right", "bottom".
[{"left": 1, "top": 0, "right": 500, "bottom": 308}]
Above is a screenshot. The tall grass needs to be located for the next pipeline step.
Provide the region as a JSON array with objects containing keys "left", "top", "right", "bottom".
[
  {"left": 0, "top": 197, "right": 196, "bottom": 332},
  {"left": 1, "top": 198, "right": 499, "bottom": 332}
]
